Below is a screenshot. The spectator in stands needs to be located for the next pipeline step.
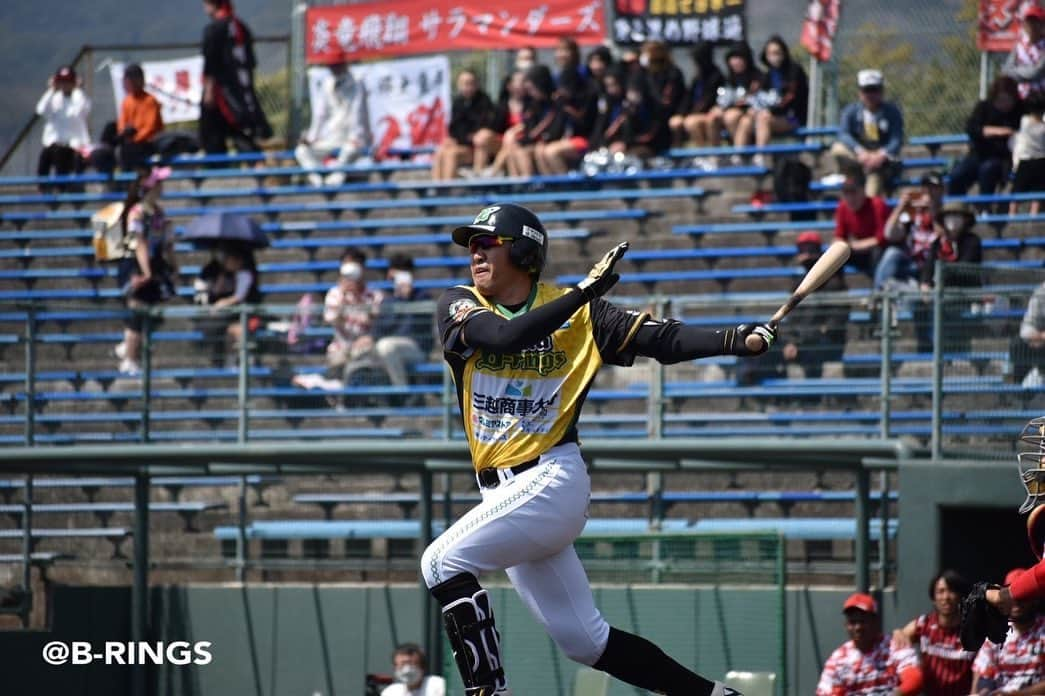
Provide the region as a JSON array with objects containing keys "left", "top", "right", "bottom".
[
  {"left": 323, "top": 249, "right": 384, "bottom": 370},
  {"left": 816, "top": 592, "right": 923, "bottom": 696},
  {"left": 947, "top": 75, "right": 1023, "bottom": 199},
  {"left": 586, "top": 46, "right": 614, "bottom": 91},
  {"left": 711, "top": 42, "right": 764, "bottom": 165},
  {"left": 834, "top": 167, "right": 890, "bottom": 278},
  {"left": 1001, "top": 4, "right": 1045, "bottom": 100},
  {"left": 478, "top": 70, "right": 527, "bottom": 178},
  {"left": 513, "top": 46, "right": 538, "bottom": 73},
  {"left": 972, "top": 568, "right": 1045, "bottom": 693},
  {"left": 535, "top": 41, "right": 597, "bottom": 175},
  {"left": 1011, "top": 280, "right": 1045, "bottom": 389},
  {"left": 832, "top": 69, "right": 905, "bottom": 196},
  {"left": 589, "top": 68, "right": 670, "bottom": 160},
  {"left": 506, "top": 65, "right": 564, "bottom": 177},
  {"left": 892, "top": 569, "right": 976, "bottom": 696},
  {"left": 738, "top": 231, "right": 847, "bottom": 385},
  {"left": 200, "top": 0, "right": 271, "bottom": 156},
  {"left": 554, "top": 37, "right": 587, "bottom": 88},
  {"left": 669, "top": 41, "right": 725, "bottom": 159},
  {"left": 380, "top": 643, "right": 446, "bottom": 696},
  {"left": 735, "top": 35, "right": 808, "bottom": 167},
  {"left": 296, "top": 61, "right": 370, "bottom": 188},
  {"left": 432, "top": 69, "right": 495, "bottom": 180},
  {"left": 920, "top": 201, "right": 983, "bottom": 290},
  {"left": 1010, "top": 93, "right": 1045, "bottom": 217},
  {"left": 373, "top": 254, "right": 432, "bottom": 391},
  {"left": 195, "top": 243, "right": 261, "bottom": 367},
  {"left": 875, "top": 173, "right": 944, "bottom": 290},
  {"left": 35, "top": 65, "right": 90, "bottom": 191},
  {"left": 114, "top": 167, "right": 178, "bottom": 376},
  {"left": 91, "top": 64, "right": 165, "bottom": 179},
  {"left": 640, "top": 41, "right": 686, "bottom": 126}
]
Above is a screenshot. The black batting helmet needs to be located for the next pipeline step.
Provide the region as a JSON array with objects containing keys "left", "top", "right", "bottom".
[{"left": 452, "top": 203, "right": 548, "bottom": 276}]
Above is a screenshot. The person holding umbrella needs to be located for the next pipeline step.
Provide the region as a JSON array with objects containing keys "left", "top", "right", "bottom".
[{"left": 114, "top": 166, "right": 178, "bottom": 376}]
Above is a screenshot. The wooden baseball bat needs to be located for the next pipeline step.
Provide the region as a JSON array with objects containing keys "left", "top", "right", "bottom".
[{"left": 744, "top": 240, "right": 852, "bottom": 352}]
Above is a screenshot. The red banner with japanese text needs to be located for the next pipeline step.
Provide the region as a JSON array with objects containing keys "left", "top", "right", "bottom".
[
  {"left": 306, "top": 0, "right": 605, "bottom": 63},
  {"left": 800, "top": 0, "right": 840, "bottom": 62},
  {"left": 978, "top": 0, "right": 1025, "bottom": 51}
]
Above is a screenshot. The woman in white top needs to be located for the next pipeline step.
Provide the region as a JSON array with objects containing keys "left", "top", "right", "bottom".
[{"left": 35, "top": 65, "right": 91, "bottom": 190}]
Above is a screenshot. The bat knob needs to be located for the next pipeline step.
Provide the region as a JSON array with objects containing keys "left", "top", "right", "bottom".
[{"left": 744, "top": 333, "right": 765, "bottom": 352}]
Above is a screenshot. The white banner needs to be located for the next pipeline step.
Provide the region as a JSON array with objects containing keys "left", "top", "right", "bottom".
[
  {"left": 109, "top": 56, "right": 204, "bottom": 125},
  {"left": 307, "top": 54, "right": 450, "bottom": 157}
]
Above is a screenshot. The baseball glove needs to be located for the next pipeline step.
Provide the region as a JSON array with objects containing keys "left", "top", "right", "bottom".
[{"left": 959, "top": 581, "right": 1009, "bottom": 650}]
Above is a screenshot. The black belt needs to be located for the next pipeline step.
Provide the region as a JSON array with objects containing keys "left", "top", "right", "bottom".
[{"left": 476, "top": 457, "right": 540, "bottom": 489}]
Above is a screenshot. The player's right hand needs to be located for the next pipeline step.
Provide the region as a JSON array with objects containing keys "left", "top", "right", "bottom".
[{"left": 576, "top": 242, "right": 628, "bottom": 301}]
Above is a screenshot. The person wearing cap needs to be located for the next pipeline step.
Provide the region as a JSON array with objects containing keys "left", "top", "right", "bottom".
[
  {"left": 113, "top": 167, "right": 177, "bottom": 375},
  {"left": 423, "top": 202, "right": 774, "bottom": 696},
  {"left": 834, "top": 167, "right": 891, "bottom": 278},
  {"left": 35, "top": 65, "right": 91, "bottom": 191},
  {"left": 1001, "top": 4, "right": 1045, "bottom": 100},
  {"left": 947, "top": 76, "right": 1023, "bottom": 199},
  {"left": 972, "top": 568, "right": 1045, "bottom": 694},
  {"left": 831, "top": 69, "right": 905, "bottom": 197},
  {"left": 323, "top": 249, "right": 385, "bottom": 369},
  {"left": 875, "top": 173, "right": 945, "bottom": 291},
  {"left": 816, "top": 592, "right": 923, "bottom": 696},
  {"left": 296, "top": 60, "right": 371, "bottom": 188},
  {"left": 919, "top": 201, "right": 983, "bottom": 290},
  {"left": 891, "top": 569, "right": 976, "bottom": 696}
]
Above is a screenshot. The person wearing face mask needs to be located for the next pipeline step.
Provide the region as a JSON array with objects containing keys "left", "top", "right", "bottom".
[
  {"left": 380, "top": 643, "right": 445, "bottom": 696},
  {"left": 372, "top": 254, "right": 432, "bottom": 392},
  {"left": 919, "top": 201, "right": 983, "bottom": 291},
  {"left": 323, "top": 248, "right": 384, "bottom": 369},
  {"left": 670, "top": 41, "right": 725, "bottom": 154},
  {"left": 296, "top": 61, "right": 371, "bottom": 188},
  {"left": 734, "top": 35, "right": 808, "bottom": 168},
  {"left": 971, "top": 569, "right": 1045, "bottom": 694},
  {"left": 875, "top": 173, "right": 945, "bottom": 291}
]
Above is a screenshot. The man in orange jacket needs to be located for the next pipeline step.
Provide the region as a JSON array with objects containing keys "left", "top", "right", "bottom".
[{"left": 92, "top": 64, "right": 164, "bottom": 176}]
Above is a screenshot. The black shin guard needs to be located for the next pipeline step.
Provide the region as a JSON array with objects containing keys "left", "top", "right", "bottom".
[
  {"left": 430, "top": 573, "right": 508, "bottom": 695},
  {"left": 592, "top": 627, "right": 716, "bottom": 696}
]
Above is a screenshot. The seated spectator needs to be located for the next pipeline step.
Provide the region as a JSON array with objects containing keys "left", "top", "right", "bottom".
[
  {"left": 323, "top": 249, "right": 383, "bottom": 370},
  {"left": 816, "top": 593, "right": 923, "bottom": 696},
  {"left": 831, "top": 69, "right": 904, "bottom": 196},
  {"left": 947, "top": 75, "right": 1023, "bottom": 199},
  {"left": 875, "top": 173, "right": 944, "bottom": 290},
  {"left": 586, "top": 46, "right": 614, "bottom": 91},
  {"left": 710, "top": 42, "right": 764, "bottom": 164},
  {"left": 431, "top": 69, "right": 495, "bottom": 180},
  {"left": 640, "top": 40, "right": 686, "bottom": 127},
  {"left": 194, "top": 244, "right": 262, "bottom": 367},
  {"left": 114, "top": 167, "right": 178, "bottom": 375},
  {"left": 373, "top": 254, "right": 431, "bottom": 390},
  {"left": 834, "top": 167, "right": 890, "bottom": 278},
  {"left": 1010, "top": 280, "right": 1045, "bottom": 389},
  {"left": 479, "top": 70, "right": 527, "bottom": 178},
  {"left": 380, "top": 643, "right": 446, "bottom": 696},
  {"left": 91, "top": 64, "right": 164, "bottom": 179},
  {"left": 892, "top": 569, "right": 976, "bottom": 696},
  {"left": 513, "top": 46, "right": 538, "bottom": 73},
  {"left": 1001, "top": 5, "right": 1045, "bottom": 101},
  {"left": 920, "top": 201, "right": 983, "bottom": 290},
  {"left": 736, "top": 35, "right": 808, "bottom": 167},
  {"left": 506, "top": 65, "right": 563, "bottom": 177},
  {"left": 35, "top": 65, "right": 91, "bottom": 191},
  {"left": 296, "top": 61, "right": 371, "bottom": 188},
  {"left": 537, "top": 43, "right": 597, "bottom": 175},
  {"left": 669, "top": 41, "right": 725, "bottom": 158},
  {"left": 590, "top": 68, "right": 670, "bottom": 160},
  {"left": 738, "top": 231, "right": 847, "bottom": 385},
  {"left": 1010, "top": 93, "right": 1045, "bottom": 217},
  {"left": 972, "top": 568, "right": 1045, "bottom": 693}
]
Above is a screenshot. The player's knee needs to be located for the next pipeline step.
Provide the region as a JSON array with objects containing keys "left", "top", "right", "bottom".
[
  {"left": 428, "top": 570, "right": 482, "bottom": 605},
  {"left": 553, "top": 617, "right": 610, "bottom": 665}
]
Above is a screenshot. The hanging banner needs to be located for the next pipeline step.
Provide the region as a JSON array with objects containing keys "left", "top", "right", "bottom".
[
  {"left": 306, "top": 0, "right": 604, "bottom": 63},
  {"left": 108, "top": 56, "right": 204, "bottom": 124},
  {"left": 800, "top": 0, "right": 840, "bottom": 62},
  {"left": 978, "top": 0, "right": 1027, "bottom": 51},
  {"left": 308, "top": 55, "right": 451, "bottom": 157},
  {"left": 610, "top": 0, "right": 747, "bottom": 46}
]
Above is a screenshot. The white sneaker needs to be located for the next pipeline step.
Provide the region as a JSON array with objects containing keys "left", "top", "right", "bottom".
[
  {"left": 1023, "top": 367, "right": 1043, "bottom": 389},
  {"left": 307, "top": 173, "right": 324, "bottom": 188},
  {"left": 324, "top": 171, "right": 346, "bottom": 187},
  {"left": 118, "top": 358, "right": 141, "bottom": 376},
  {"left": 752, "top": 154, "right": 767, "bottom": 168},
  {"left": 729, "top": 154, "right": 743, "bottom": 166},
  {"left": 114, "top": 341, "right": 127, "bottom": 360}
]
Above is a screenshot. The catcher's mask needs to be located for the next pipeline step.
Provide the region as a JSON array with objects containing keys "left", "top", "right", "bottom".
[{"left": 1018, "top": 416, "right": 1045, "bottom": 515}]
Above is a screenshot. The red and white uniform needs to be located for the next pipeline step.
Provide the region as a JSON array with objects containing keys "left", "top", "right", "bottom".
[
  {"left": 911, "top": 612, "right": 975, "bottom": 696},
  {"left": 816, "top": 635, "right": 920, "bottom": 696},
  {"left": 973, "top": 615, "right": 1045, "bottom": 692}
]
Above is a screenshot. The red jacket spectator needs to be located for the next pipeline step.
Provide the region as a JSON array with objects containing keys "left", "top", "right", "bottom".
[{"left": 834, "top": 169, "right": 889, "bottom": 276}]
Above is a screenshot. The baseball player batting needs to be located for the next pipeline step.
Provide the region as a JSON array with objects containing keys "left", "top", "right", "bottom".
[{"left": 421, "top": 203, "right": 777, "bottom": 696}]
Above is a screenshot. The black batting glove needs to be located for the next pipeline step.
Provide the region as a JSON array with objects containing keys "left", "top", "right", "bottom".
[
  {"left": 576, "top": 242, "right": 628, "bottom": 301},
  {"left": 725, "top": 323, "right": 778, "bottom": 357}
]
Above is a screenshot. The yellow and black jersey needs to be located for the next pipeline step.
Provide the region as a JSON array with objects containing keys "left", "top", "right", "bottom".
[{"left": 436, "top": 283, "right": 646, "bottom": 471}]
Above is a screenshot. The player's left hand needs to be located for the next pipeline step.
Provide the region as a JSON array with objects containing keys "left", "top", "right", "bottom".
[{"left": 730, "top": 323, "right": 778, "bottom": 356}]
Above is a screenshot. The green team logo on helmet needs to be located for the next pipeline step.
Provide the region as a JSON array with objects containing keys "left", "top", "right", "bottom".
[{"left": 473, "top": 206, "right": 500, "bottom": 224}]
